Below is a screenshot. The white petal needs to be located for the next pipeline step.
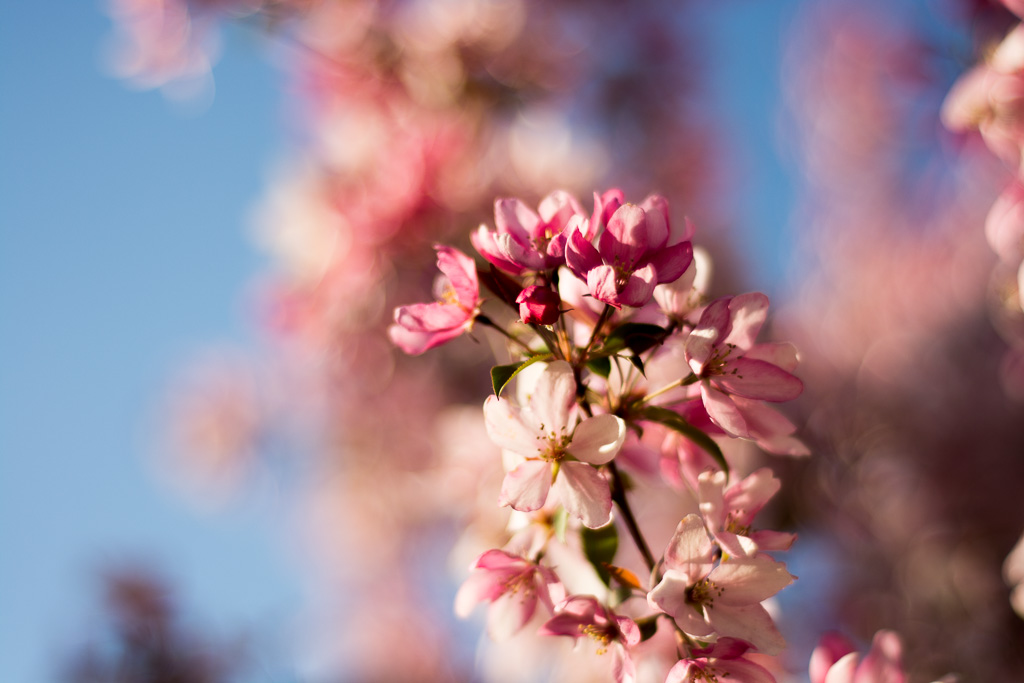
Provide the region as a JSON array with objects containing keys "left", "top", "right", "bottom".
[
  {"left": 570, "top": 414, "right": 625, "bottom": 465},
  {"left": 706, "top": 603, "right": 786, "bottom": 655},
  {"left": 529, "top": 361, "right": 577, "bottom": 437},
  {"left": 499, "top": 460, "right": 552, "bottom": 512},
  {"left": 553, "top": 461, "right": 611, "bottom": 528},
  {"left": 484, "top": 395, "right": 540, "bottom": 456}
]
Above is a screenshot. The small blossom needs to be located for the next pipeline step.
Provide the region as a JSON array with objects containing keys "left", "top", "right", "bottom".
[
  {"left": 566, "top": 193, "right": 694, "bottom": 309},
  {"left": 684, "top": 293, "right": 803, "bottom": 439},
  {"left": 472, "top": 191, "right": 585, "bottom": 275},
  {"left": 698, "top": 469, "right": 796, "bottom": 558},
  {"left": 389, "top": 245, "right": 479, "bottom": 355},
  {"left": 540, "top": 595, "right": 640, "bottom": 683},
  {"left": 455, "top": 549, "right": 566, "bottom": 641},
  {"left": 483, "top": 361, "right": 626, "bottom": 528},
  {"left": 648, "top": 514, "right": 795, "bottom": 654}
]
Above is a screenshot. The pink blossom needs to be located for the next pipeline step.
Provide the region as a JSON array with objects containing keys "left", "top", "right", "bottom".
[
  {"left": 483, "top": 361, "right": 626, "bottom": 528},
  {"left": 809, "top": 630, "right": 907, "bottom": 683},
  {"left": 471, "top": 191, "right": 585, "bottom": 275},
  {"left": 539, "top": 595, "right": 640, "bottom": 683},
  {"left": 684, "top": 293, "right": 803, "bottom": 439},
  {"left": 647, "top": 514, "right": 795, "bottom": 654},
  {"left": 566, "top": 194, "right": 694, "bottom": 309},
  {"left": 698, "top": 469, "right": 796, "bottom": 558},
  {"left": 986, "top": 181, "right": 1024, "bottom": 265},
  {"left": 454, "top": 549, "right": 565, "bottom": 640},
  {"left": 516, "top": 285, "right": 561, "bottom": 325},
  {"left": 388, "top": 245, "right": 479, "bottom": 355},
  {"left": 666, "top": 639, "right": 776, "bottom": 683}
]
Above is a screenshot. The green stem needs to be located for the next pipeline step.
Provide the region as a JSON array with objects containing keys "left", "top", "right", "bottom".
[
  {"left": 607, "top": 461, "right": 657, "bottom": 573},
  {"left": 476, "top": 315, "right": 533, "bottom": 353}
]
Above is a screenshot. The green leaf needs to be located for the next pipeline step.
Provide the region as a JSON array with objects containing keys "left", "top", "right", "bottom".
[
  {"left": 586, "top": 356, "right": 611, "bottom": 378},
  {"left": 581, "top": 522, "right": 619, "bottom": 587},
  {"left": 603, "top": 323, "right": 669, "bottom": 356},
  {"left": 489, "top": 354, "right": 551, "bottom": 397},
  {"left": 635, "top": 615, "right": 660, "bottom": 642},
  {"left": 638, "top": 405, "right": 729, "bottom": 476}
]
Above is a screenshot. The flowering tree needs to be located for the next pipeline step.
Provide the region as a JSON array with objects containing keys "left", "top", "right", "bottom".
[{"left": 95, "top": 0, "right": 1024, "bottom": 681}]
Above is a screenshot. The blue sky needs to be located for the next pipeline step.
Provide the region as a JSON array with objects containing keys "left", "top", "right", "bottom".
[
  {"left": 0, "top": 2, "right": 815, "bottom": 681},
  {"left": 0, "top": 4, "right": 303, "bottom": 680}
]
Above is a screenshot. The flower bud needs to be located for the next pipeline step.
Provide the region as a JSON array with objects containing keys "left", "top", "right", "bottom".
[{"left": 516, "top": 285, "right": 561, "bottom": 325}]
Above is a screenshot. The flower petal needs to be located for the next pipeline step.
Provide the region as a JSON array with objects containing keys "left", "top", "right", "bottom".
[
  {"left": 554, "top": 461, "right": 612, "bottom": 528},
  {"left": 499, "top": 460, "right": 552, "bottom": 512},
  {"left": 705, "top": 603, "right": 786, "bottom": 655},
  {"left": 600, "top": 203, "right": 649, "bottom": 268},
  {"left": 529, "top": 361, "right": 577, "bottom": 437},
  {"left": 570, "top": 414, "right": 626, "bottom": 465},
  {"left": 716, "top": 357, "right": 803, "bottom": 402},
  {"left": 721, "top": 293, "right": 769, "bottom": 350},
  {"left": 484, "top": 396, "right": 541, "bottom": 456},
  {"left": 435, "top": 245, "right": 479, "bottom": 307},
  {"left": 701, "top": 382, "right": 750, "bottom": 437}
]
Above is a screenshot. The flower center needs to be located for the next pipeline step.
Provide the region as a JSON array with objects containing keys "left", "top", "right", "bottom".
[
  {"left": 578, "top": 623, "right": 613, "bottom": 655},
  {"left": 689, "top": 578, "right": 724, "bottom": 609}
]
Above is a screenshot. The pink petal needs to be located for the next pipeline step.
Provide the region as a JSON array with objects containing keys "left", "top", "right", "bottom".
[
  {"left": 471, "top": 225, "right": 526, "bottom": 275},
  {"left": 494, "top": 198, "right": 540, "bottom": 241},
  {"left": 570, "top": 414, "right": 626, "bottom": 465},
  {"left": 617, "top": 265, "right": 657, "bottom": 308},
  {"left": 687, "top": 298, "right": 731, "bottom": 371},
  {"left": 538, "top": 189, "right": 584, "bottom": 230},
  {"left": 588, "top": 264, "right": 625, "bottom": 309},
  {"left": 487, "top": 588, "right": 537, "bottom": 640},
  {"left": 749, "top": 529, "right": 797, "bottom": 552},
  {"left": 648, "top": 241, "right": 694, "bottom": 285},
  {"left": 553, "top": 461, "right": 612, "bottom": 528},
  {"left": 664, "top": 513, "right": 715, "bottom": 571},
  {"left": 705, "top": 603, "right": 786, "bottom": 655},
  {"left": 713, "top": 658, "right": 777, "bottom": 683},
  {"left": 435, "top": 245, "right": 479, "bottom": 307},
  {"left": 856, "top": 630, "right": 906, "bottom": 683},
  {"left": 701, "top": 383, "right": 750, "bottom": 437},
  {"left": 810, "top": 632, "right": 857, "bottom": 683},
  {"left": 566, "top": 224, "right": 603, "bottom": 280},
  {"left": 394, "top": 302, "right": 469, "bottom": 332},
  {"left": 387, "top": 321, "right": 465, "bottom": 355},
  {"left": 499, "top": 460, "right": 552, "bottom": 512},
  {"left": 745, "top": 342, "right": 800, "bottom": 372},
  {"left": 724, "top": 468, "right": 781, "bottom": 524},
  {"left": 648, "top": 569, "right": 715, "bottom": 637},
  {"left": 611, "top": 643, "right": 637, "bottom": 683},
  {"left": 715, "top": 357, "right": 803, "bottom": 402},
  {"left": 639, "top": 194, "right": 671, "bottom": 246},
  {"left": 721, "top": 293, "right": 769, "bottom": 350},
  {"left": 600, "top": 204, "right": 649, "bottom": 269},
  {"left": 710, "top": 556, "right": 795, "bottom": 604},
  {"left": 454, "top": 569, "right": 508, "bottom": 617},
  {"left": 823, "top": 653, "right": 860, "bottom": 683}
]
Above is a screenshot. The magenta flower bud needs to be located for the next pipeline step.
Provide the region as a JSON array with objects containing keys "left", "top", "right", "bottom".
[{"left": 516, "top": 285, "right": 561, "bottom": 325}]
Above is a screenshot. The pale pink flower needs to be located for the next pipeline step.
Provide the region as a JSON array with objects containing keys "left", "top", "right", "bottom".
[
  {"left": 809, "top": 630, "right": 907, "bottom": 683},
  {"left": 684, "top": 293, "right": 803, "bottom": 439},
  {"left": 698, "top": 469, "right": 796, "bottom": 559},
  {"left": 389, "top": 245, "right": 479, "bottom": 355},
  {"left": 648, "top": 514, "right": 795, "bottom": 654},
  {"left": 483, "top": 361, "right": 626, "bottom": 528},
  {"left": 566, "top": 194, "right": 694, "bottom": 309},
  {"left": 1004, "top": 531, "right": 1024, "bottom": 618},
  {"left": 985, "top": 181, "right": 1024, "bottom": 265},
  {"left": 455, "top": 549, "right": 565, "bottom": 640},
  {"left": 471, "top": 191, "right": 585, "bottom": 275},
  {"left": 539, "top": 595, "right": 640, "bottom": 683},
  {"left": 665, "top": 639, "right": 776, "bottom": 683}
]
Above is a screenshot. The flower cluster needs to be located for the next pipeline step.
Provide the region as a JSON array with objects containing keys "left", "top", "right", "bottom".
[{"left": 392, "top": 189, "right": 809, "bottom": 682}]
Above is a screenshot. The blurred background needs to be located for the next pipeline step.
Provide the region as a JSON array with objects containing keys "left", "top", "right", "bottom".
[{"left": 2, "top": 0, "right": 1023, "bottom": 681}]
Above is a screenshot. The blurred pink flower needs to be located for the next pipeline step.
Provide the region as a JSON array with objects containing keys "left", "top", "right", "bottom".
[
  {"left": 685, "top": 293, "right": 803, "bottom": 439},
  {"left": 389, "top": 245, "right": 479, "bottom": 355},
  {"left": 539, "top": 595, "right": 640, "bottom": 683},
  {"left": 454, "top": 549, "right": 565, "bottom": 641},
  {"left": 483, "top": 361, "right": 625, "bottom": 528},
  {"left": 566, "top": 194, "right": 694, "bottom": 309},
  {"left": 809, "top": 630, "right": 907, "bottom": 683},
  {"left": 986, "top": 180, "right": 1024, "bottom": 265}
]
